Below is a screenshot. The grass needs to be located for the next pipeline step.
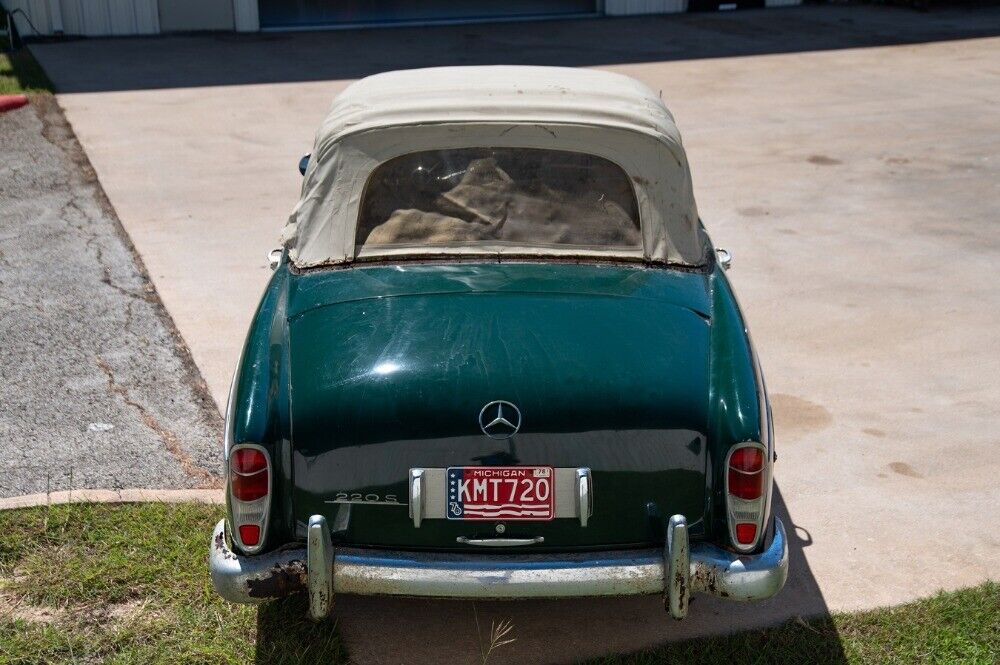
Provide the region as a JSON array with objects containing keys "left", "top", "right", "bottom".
[
  {"left": 0, "top": 48, "right": 54, "bottom": 95},
  {"left": 0, "top": 503, "right": 344, "bottom": 664},
  {"left": 0, "top": 503, "right": 996, "bottom": 664},
  {"left": 590, "top": 584, "right": 999, "bottom": 665}
]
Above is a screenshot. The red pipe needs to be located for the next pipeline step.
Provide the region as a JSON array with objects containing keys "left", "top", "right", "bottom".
[{"left": 0, "top": 95, "right": 29, "bottom": 112}]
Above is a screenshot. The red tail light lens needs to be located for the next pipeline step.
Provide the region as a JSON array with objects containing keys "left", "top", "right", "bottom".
[
  {"left": 735, "top": 522, "right": 757, "bottom": 545},
  {"left": 728, "top": 446, "right": 765, "bottom": 500},
  {"left": 230, "top": 448, "right": 268, "bottom": 502},
  {"left": 232, "top": 471, "right": 268, "bottom": 502},
  {"left": 728, "top": 468, "right": 764, "bottom": 500},
  {"left": 232, "top": 448, "right": 267, "bottom": 474},
  {"left": 729, "top": 447, "right": 764, "bottom": 473},
  {"left": 238, "top": 524, "right": 261, "bottom": 546}
]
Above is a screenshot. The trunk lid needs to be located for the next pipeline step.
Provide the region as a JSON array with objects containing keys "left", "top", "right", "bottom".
[{"left": 287, "top": 263, "right": 711, "bottom": 550}]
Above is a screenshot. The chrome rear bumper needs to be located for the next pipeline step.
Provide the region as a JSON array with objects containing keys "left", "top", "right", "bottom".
[{"left": 209, "top": 516, "right": 788, "bottom": 620}]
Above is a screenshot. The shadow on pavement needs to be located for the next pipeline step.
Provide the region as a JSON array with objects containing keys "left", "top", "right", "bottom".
[
  {"left": 31, "top": 4, "right": 1000, "bottom": 94},
  {"left": 254, "top": 484, "right": 846, "bottom": 665}
]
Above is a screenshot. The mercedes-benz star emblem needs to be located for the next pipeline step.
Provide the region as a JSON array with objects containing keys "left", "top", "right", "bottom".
[{"left": 479, "top": 400, "right": 521, "bottom": 440}]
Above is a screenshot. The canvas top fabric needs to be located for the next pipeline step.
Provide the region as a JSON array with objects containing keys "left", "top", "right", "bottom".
[{"left": 282, "top": 66, "right": 706, "bottom": 268}]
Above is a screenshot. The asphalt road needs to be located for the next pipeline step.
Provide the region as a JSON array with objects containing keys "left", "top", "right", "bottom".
[{"left": 0, "top": 98, "right": 222, "bottom": 498}]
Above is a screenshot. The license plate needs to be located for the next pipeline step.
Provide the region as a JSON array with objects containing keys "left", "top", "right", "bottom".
[{"left": 446, "top": 466, "right": 554, "bottom": 520}]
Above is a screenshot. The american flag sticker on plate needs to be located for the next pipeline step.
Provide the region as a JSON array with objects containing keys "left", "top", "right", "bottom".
[{"left": 447, "top": 466, "right": 554, "bottom": 520}]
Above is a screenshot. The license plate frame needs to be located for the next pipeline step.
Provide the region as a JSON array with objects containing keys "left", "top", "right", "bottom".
[{"left": 446, "top": 466, "right": 555, "bottom": 521}]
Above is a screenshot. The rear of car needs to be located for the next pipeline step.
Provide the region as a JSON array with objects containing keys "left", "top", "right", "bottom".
[{"left": 210, "top": 66, "right": 788, "bottom": 621}]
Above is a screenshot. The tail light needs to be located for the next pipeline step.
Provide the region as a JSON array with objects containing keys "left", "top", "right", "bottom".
[
  {"left": 229, "top": 444, "right": 271, "bottom": 553},
  {"left": 725, "top": 441, "right": 769, "bottom": 553}
]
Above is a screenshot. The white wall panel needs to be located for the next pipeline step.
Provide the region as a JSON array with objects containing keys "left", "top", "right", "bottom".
[
  {"left": 159, "top": 0, "right": 232, "bottom": 32},
  {"left": 4, "top": 0, "right": 51, "bottom": 36},
  {"left": 604, "top": 0, "right": 687, "bottom": 16},
  {"left": 107, "top": 0, "right": 136, "bottom": 34},
  {"left": 46, "top": 0, "right": 63, "bottom": 32},
  {"left": 69, "top": 0, "right": 111, "bottom": 35},
  {"left": 4, "top": 0, "right": 159, "bottom": 36},
  {"left": 56, "top": 0, "right": 83, "bottom": 35},
  {"left": 232, "top": 0, "right": 258, "bottom": 32},
  {"left": 132, "top": 0, "right": 159, "bottom": 33}
]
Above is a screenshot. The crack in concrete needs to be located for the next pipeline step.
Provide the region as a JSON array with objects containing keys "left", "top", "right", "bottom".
[
  {"left": 57, "top": 186, "right": 152, "bottom": 303},
  {"left": 95, "top": 356, "right": 221, "bottom": 489}
]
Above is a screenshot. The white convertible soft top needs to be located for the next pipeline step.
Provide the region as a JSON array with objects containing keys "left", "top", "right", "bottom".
[{"left": 282, "top": 66, "right": 706, "bottom": 268}]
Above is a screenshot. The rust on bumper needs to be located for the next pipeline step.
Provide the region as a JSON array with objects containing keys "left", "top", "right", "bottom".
[
  {"left": 208, "top": 518, "right": 788, "bottom": 613},
  {"left": 210, "top": 523, "right": 307, "bottom": 603}
]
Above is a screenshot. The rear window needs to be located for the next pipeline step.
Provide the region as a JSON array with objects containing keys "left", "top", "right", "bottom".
[{"left": 356, "top": 148, "right": 641, "bottom": 254}]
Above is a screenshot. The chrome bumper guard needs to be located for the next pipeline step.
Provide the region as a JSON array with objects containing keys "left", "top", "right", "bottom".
[{"left": 210, "top": 516, "right": 788, "bottom": 621}]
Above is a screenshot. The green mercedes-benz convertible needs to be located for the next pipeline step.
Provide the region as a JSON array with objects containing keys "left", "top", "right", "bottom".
[{"left": 210, "top": 66, "right": 787, "bottom": 621}]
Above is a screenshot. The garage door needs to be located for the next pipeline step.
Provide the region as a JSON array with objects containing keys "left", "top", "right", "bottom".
[{"left": 258, "top": 0, "right": 598, "bottom": 29}]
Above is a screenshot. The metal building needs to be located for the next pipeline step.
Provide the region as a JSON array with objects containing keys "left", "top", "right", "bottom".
[{"left": 2, "top": 0, "right": 800, "bottom": 37}]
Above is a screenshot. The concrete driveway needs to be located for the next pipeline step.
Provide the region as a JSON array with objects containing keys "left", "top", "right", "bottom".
[{"left": 31, "top": 4, "right": 1000, "bottom": 663}]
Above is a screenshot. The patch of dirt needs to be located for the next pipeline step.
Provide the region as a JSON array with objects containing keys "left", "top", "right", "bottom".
[
  {"left": 737, "top": 206, "right": 770, "bottom": 218},
  {"left": 807, "top": 155, "right": 842, "bottom": 166},
  {"left": 889, "top": 462, "right": 924, "bottom": 479},
  {"left": 0, "top": 588, "right": 66, "bottom": 625},
  {"left": 92, "top": 599, "right": 150, "bottom": 624},
  {"left": 0, "top": 587, "right": 155, "bottom": 628},
  {"left": 771, "top": 394, "right": 833, "bottom": 439},
  {"left": 862, "top": 427, "right": 887, "bottom": 438}
]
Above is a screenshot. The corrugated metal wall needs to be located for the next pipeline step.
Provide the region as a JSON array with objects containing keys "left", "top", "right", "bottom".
[
  {"left": 3, "top": 0, "right": 159, "bottom": 36},
  {"left": 3, "top": 0, "right": 54, "bottom": 34},
  {"left": 232, "top": 0, "right": 257, "bottom": 32},
  {"left": 605, "top": 0, "right": 687, "bottom": 15},
  {"left": 3, "top": 0, "right": 803, "bottom": 37}
]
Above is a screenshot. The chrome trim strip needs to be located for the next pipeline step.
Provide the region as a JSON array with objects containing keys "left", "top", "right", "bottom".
[
  {"left": 222, "top": 368, "right": 240, "bottom": 461},
  {"left": 209, "top": 518, "right": 788, "bottom": 606},
  {"left": 575, "top": 467, "right": 592, "bottom": 528},
  {"left": 747, "top": 331, "right": 775, "bottom": 546},
  {"left": 307, "top": 515, "right": 334, "bottom": 621},
  {"left": 456, "top": 536, "right": 545, "bottom": 547},
  {"left": 409, "top": 468, "right": 425, "bottom": 528}
]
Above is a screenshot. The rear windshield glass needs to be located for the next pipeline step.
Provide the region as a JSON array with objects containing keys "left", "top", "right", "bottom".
[{"left": 356, "top": 148, "right": 641, "bottom": 253}]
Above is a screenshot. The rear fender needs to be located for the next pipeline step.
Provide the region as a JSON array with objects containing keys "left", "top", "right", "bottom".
[
  {"left": 707, "top": 268, "right": 771, "bottom": 550},
  {"left": 228, "top": 265, "right": 294, "bottom": 552}
]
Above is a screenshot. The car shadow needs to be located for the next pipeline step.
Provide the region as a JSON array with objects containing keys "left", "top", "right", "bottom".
[
  {"left": 254, "top": 484, "right": 847, "bottom": 665},
  {"left": 30, "top": 4, "right": 1000, "bottom": 94},
  {"left": 255, "top": 595, "right": 348, "bottom": 664}
]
